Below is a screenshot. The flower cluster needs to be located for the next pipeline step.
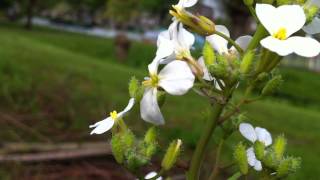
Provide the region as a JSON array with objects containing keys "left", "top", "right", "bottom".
[{"left": 87, "top": 0, "right": 317, "bottom": 179}]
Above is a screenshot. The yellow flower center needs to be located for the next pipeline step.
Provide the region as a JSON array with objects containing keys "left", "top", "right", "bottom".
[
  {"left": 110, "top": 111, "right": 118, "bottom": 120},
  {"left": 273, "top": 28, "right": 287, "bottom": 40},
  {"left": 143, "top": 74, "right": 159, "bottom": 87}
]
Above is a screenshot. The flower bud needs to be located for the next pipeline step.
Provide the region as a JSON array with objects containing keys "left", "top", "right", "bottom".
[
  {"left": 254, "top": 141, "right": 265, "bottom": 160},
  {"left": 161, "top": 139, "right": 182, "bottom": 171},
  {"left": 129, "top": 76, "right": 143, "bottom": 101},
  {"left": 203, "top": 41, "right": 215, "bottom": 66},
  {"left": 144, "top": 127, "right": 157, "bottom": 145},
  {"left": 240, "top": 51, "right": 255, "bottom": 75},
  {"left": 262, "top": 150, "right": 278, "bottom": 169},
  {"left": 234, "top": 142, "right": 248, "bottom": 175},
  {"left": 305, "top": 5, "right": 319, "bottom": 23},
  {"left": 276, "top": 157, "right": 301, "bottom": 178},
  {"left": 273, "top": 135, "right": 287, "bottom": 161},
  {"left": 127, "top": 150, "right": 149, "bottom": 171},
  {"left": 243, "top": 0, "right": 254, "bottom": 6},
  {"left": 208, "top": 55, "right": 228, "bottom": 79},
  {"left": 111, "top": 130, "right": 135, "bottom": 164},
  {"left": 261, "top": 75, "right": 283, "bottom": 96},
  {"left": 170, "top": 6, "right": 215, "bottom": 36}
]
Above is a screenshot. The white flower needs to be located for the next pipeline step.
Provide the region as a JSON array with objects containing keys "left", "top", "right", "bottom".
[
  {"left": 239, "top": 123, "right": 272, "bottom": 171},
  {"left": 156, "top": 21, "right": 195, "bottom": 64},
  {"left": 89, "top": 98, "right": 135, "bottom": 135},
  {"left": 140, "top": 60, "right": 195, "bottom": 125},
  {"left": 176, "top": 0, "right": 198, "bottom": 8},
  {"left": 144, "top": 171, "right": 163, "bottom": 180},
  {"left": 303, "top": 0, "right": 320, "bottom": 35},
  {"left": 256, "top": 4, "right": 320, "bottom": 57},
  {"left": 206, "top": 25, "right": 252, "bottom": 55}
]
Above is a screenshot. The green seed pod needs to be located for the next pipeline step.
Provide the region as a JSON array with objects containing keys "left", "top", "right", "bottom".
[
  {"left": 254, "top": 141, "right": 265, "bottom": 161},
  {"left": 203, "top": 41, "right": 215, "bottom": 66},
  {"left": 261, "top": 75, "right": 283, "bottom": 96},
  {"left": 122, "top": 130, "right": 135, "bottom": 149},
  {"left": 240, "top": 51, "right": 255, "bottom": 75},
  {"left": 144, "top": 127, "right": 157, "bottom": 145},
  {"left": 273, "top": 135, "right": 287, "bottom": 161},
  {"left": 234, "top": 142, "right": 248, "bottom": 175},
  {"left": 129, "top": 77, "right": 139, "bottom": 98},
  {"left": 145, "top": 143, "right": 157, "bottom": 158},
  {"left": 243, "top": 0, "right": 254, "bottom": 6},
  {"left": 161, "top": 139, "right": 182, "bottom": 171},
  {"left": 126, "top": 150, "right": 149, "bottom": 171}
]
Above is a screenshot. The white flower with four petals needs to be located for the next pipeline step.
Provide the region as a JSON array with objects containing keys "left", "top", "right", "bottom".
[
  {"left": 256, "top": 4, "right": 320, "bottom": 57},
  {"left": 239, "top": 123, "right": 272, "bottom": 171}
]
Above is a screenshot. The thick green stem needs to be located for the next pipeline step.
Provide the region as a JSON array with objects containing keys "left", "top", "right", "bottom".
[
  {"left": 246, "top": 24, "right": 268, "bottom": 52},
  {"left": 208, "top": 139, "right": 225, "bottom": 180},
  {"left": 187, "top": 103, "right": 225, "bottom": 180}
]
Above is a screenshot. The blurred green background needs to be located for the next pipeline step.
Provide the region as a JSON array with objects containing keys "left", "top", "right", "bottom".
[{"left": 0, "top": 0, "right": 319, "bottom": 179}]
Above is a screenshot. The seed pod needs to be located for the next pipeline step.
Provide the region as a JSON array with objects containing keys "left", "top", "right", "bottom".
[
  {"left": 261, "top": 75, "right": 283, "bottom": 96},
  {"left": 254, "top": 141, "right": 265, "bottom": 161},
  {"left": 203, "top": 41, "right": 215, "bottom": 66},
  {"left": 240, "top": 51, "right": 255, "bottom": 75},
  {"left": 273, "top": 135, "right": 287, "bottom": 161}
]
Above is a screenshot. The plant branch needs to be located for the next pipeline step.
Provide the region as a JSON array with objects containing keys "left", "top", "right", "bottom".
[{"left": 208, "top": 139, "right": 225, "bottom": 180}]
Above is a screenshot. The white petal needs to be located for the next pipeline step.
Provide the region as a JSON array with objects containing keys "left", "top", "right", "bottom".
[
  {"left": 178, "top": 23, "right": 195, "bottom": 50},
  {"left": 254, "top": 160, "right": 263, "bottom": 171},
  {"left": 260, "top": 36, "right": 293, "bottom": 56},
  {"left": 276, "top": 5, "right": 306, "bottom": 37},
  {"left": 198, "top": 57, "right": 214, "bottom": 81},
  {"left": 239, "top": 123, "right": 257, "bottom": 143},
  {"left": 246, "top": 147, "right": 257, "bottom": 166},
  {"left": 117, "top": 98, "right": 135, "bottom": 118},
  {"left": 177, "top": 0, "right": 198, "bottom": 8},
  {"left": 256, "top": 4, "right": 279, "bottom": 35},
  {"left": 303, "top": 17, "right": 320, "bottom": 35},
  {"left": 140, "top": 88, "right": 165, "bottom": 125},
  {"left": 158, "top": 61, "right": 195, "bottom": 95},
  {"left": 145, "top": 171, "right": 163, "bottom": 180},
  {"left": 231, "top": 35, "right": 253, "bottom": 52},
  {"left": 156, "top": 36, "right": 174, "bottom": 60},
  {"left": 287, "top": 36, "right": 320, "bottom": 58},
  {"left": 157, "top": 31, "right": 170, "bottom": 47},
  {"left": 148, "top": 59, "right": 160, "bottom": 75},
  {"left": 89, "top": 117, "right": 114, "bottom": 135},
  {"left": 255, "top": 127, "right": 272, "bottom": 146},
  {"left": 206, "top": 25, "right": 230, "bottom": 54}
]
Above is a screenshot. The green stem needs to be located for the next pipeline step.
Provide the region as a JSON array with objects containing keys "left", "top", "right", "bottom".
[
  {"left": 246, "top": 24, "right": 268, "bottom": 52},
  {"left": 214, "top": 30, "right": 244, "bottom": 55},
  {"left": 248, "top": 6, "right": 258, "bottom": 22},
  {"left": 208, "top": 139, "right": 225, "bottom": 180},
  {"left": 187, "top": 103, "right": 225, "bottom": 180}
]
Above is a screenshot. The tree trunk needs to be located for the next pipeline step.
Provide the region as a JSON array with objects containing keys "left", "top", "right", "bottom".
[{"left": 25, "top": 0, "right": 37, "bottom": 30}]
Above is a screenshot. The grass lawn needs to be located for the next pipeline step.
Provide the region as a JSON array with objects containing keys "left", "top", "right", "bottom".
[{"left": 0, "top": 23, "right": 319, "bottom": 179}]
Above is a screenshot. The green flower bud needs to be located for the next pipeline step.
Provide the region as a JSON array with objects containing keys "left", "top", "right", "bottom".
[
  {"left": 170, "top": 6, "right": 215, "bottom": 36},
  {"left": 254, "top": 141, "right": 265, "bottom": 160},
  {"left": 111, "top": 134, "right": 125, "bottom": 163},
  {"left": 128, "top": 77, "right": 143, "bottom": 101},
  {"left": 111, "top": 130, "right": 135, "bottom": 164},
  {"left": 275, "top": 157, "right": 301, "bottom": 178},
  {"left": 240, "top": 51, "right": 255, "bottom": 75},
  {"left": 234, "top": 142, "right": 248, "bottom": 175},
  {"left": 262, "top": 150, "right": 278, "bottom": 169},
  {"left": 243, "top": 0, "right": 254, "bottom": 6},
  {"left": 305, "top": 5, "right": 319, "bottom": 23},
  {"left": 273, "top": 135, "right": 287, "bottom": 161},
  {"left": 144, "top": 127, "right": 157, "bottom": 144},
  {"left": 161, "top": 139, "right": 182, "bottom": 171},
  {"left": 203, "top": 41, "right": 215, "bottom": 66},
  {"left": 261, "top": 75, "right": 283, "bottom": 96},
  {"left": 208, "top": 55, "right": 228, "bottom": 79},
  {"left": 126, "top": 150, "right": 149, "bottom": 171}
]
